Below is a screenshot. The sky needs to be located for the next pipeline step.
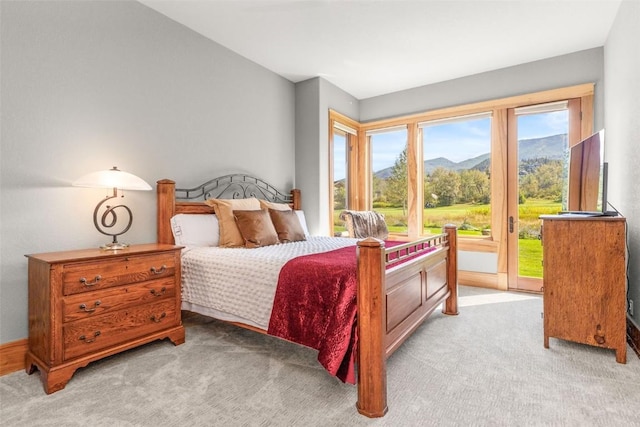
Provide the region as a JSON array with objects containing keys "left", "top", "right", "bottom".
[{"left": 333, "top": 110, "right": 569, "bottom": 179}]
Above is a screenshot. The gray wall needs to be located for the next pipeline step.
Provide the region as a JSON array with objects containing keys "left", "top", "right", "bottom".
[
  {"left": 604, "top": 0, "right": 640, "bottom": 323},
  {"left": 295, "top": 78, "right": 359, "bottom": 235},
  {"left": 0, "top": 0, "right": 295, "bottom": 343},
  {"left": 294, "top": 79, "right": 322, "bottom": 235},
  {"left": 360, "top": 47, "right": 605, "bottom": 128}
]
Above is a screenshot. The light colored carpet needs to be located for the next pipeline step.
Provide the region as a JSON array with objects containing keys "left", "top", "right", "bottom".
[{"left": 1, "top": 286, "right": 638, "bottom": 426}]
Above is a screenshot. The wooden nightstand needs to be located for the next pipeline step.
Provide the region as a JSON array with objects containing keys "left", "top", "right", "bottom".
[{"left": 25, "top": 243, "right": 186, "bottom": 394}]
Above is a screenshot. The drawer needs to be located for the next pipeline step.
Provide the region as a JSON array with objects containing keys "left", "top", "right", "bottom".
[
  {"left": 62, "top": 253, "right": 176, "bottom": 295},
  {"left": 62, "top": 277, "right": 176, "bottom": 322},
  {"left": 63, "top": 299, "right": 177, "bottom": 361}
]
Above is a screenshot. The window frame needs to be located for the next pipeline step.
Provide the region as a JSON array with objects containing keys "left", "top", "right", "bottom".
[
  {"left": 366, "top": 125, "right": 410, "bottom": 236},
  {"left": 329, "top": 111, "right": 360, "bottom": 234},
  {"left": 419, "top": 111, "right": 494, "bottom": 238},
  {"left": 330, "top": 83, "right": 594, "bottom": 254}
]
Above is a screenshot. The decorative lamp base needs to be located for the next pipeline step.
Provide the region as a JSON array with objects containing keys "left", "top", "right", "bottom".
[{"left": 100, "top": 242, "right": 129, "bottom": 250}]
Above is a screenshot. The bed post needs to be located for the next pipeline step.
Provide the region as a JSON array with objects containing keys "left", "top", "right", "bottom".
[
  {"left": 443, "top": 224, "right": 459, "bottom": 315},
  {"left": 157, "top": 179, "right": 176, "bottom": 245},
  {"left": 356, "top": 238, "right": 388, "bottom": 418},
  {"left": 290, "top": 188, "right": 301, "bottom": 210}
]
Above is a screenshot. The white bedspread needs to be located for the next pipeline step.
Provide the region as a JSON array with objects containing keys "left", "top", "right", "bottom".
[{"left": 180, "top": 236, "right": 359, "bottom": 330}]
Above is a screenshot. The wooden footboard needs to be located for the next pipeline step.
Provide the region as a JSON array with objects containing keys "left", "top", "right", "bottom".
[
  {"left": 356, "top": 227, "right": 457, "bottom": 417},
  {"left": 156, "top": 177, "right": 457, "bottom": 418}
]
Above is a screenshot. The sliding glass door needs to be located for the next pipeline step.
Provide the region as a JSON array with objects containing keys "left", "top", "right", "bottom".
[{"left": 506, "top": 100, "right": 580, "bottom": 291}]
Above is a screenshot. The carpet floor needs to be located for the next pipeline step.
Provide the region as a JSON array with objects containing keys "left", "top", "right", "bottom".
[{"left": 1, "top": 286, "right": 638, "bottom": 426}]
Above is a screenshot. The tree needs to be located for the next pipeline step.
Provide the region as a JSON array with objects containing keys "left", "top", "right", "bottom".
[
  {"left": 536, "top": 161, "right": 563, "bottom": 201},
  {"left": 385, "top": 147, "right": 408, "bottom": 211},
  {"left": 459, "top": 169, "right": 490, "bottom": 204},
  {"left": 372, "top": 174, "right": 386, "bottom": 204},
  {"left": 424, "top": 177, "right": 437, "bottom": 207},
  {"left": 333, "top": 181, "right": 346, "bottom": 209},
  {"left": 430, "top": 167, "right": 460, "bottom": 206},
  {"left": 518, "top": 159, "right": 563, "bottom": 201},
  {"left": 520, "top": 173, "right": 539, "bottom": 199}
]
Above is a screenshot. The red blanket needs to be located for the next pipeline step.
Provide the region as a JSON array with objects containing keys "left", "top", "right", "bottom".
[{"left": 267, "top": 240, "right": 417, "bottom": 384}]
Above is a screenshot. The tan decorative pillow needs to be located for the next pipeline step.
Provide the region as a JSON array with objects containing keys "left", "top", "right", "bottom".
[
  {"left": 204, "top": 198, "right": 261, "bottom": 247},
  {"left": 233, "top": 209, "right": 279, "bottom": 248},
  {"left": 269, "top": 209, "right": 306, "bottom": 243},
  {"left": 259, "top": 200, "right": 291, "bottom": 211}
]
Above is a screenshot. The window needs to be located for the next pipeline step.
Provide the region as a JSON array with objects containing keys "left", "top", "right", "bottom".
[
  {"left": 329, "top": 83, "right": 594, "bottom": 272},
  {"left": 420, "top": 113, "right": 492, "bottom": 236},
  {"left": 332, "top": 129, "right": 348, "bottom": 236},
  {"left": 330, "top": 115, "right": 358, "bottom": 236},
  {"left": 367, "top": 126, "right": 408, "bottom": 234}
]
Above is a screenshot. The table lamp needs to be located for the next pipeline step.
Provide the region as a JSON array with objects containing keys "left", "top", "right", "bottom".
[{"left": 73, "top": 166, "right": 152, "bottom": 249}]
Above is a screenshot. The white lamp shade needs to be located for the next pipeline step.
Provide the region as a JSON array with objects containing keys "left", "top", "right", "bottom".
[{"left": 73, "top": 166, "right": 152, "bottom": 191}]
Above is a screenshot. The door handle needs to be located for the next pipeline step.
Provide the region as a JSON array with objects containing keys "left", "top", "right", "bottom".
[{"left": 509, "top": 216, "right": 514, "bottom": 233}]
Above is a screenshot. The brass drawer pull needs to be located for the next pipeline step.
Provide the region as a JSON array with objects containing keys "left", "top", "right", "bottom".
[
  {"left": 79, "top": 275, "right": 101, "bottom": 287},
  {"left": 79, "top": 331, "right": 101, "bottom": 343},
  {"left": 150, "top": 265, "right": 167, "bottom": 275},
  {"left": 150, "top": 287, "right": 166, "bottom": 297},
  {"left": 150, "top": 312, "right": 166, "bottom": 323},
  {"left": 79, "top": 301, "right": 101, "bottom": 312}
]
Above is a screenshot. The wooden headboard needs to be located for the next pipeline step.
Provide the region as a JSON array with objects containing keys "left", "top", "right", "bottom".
[{"left": 157, "top": 174, "right": 301, "bottom": 245}]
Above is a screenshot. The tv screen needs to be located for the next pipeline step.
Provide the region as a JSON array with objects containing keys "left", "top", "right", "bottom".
[{"left": 562, "top": 129, "right": 614, "bottom": 215}]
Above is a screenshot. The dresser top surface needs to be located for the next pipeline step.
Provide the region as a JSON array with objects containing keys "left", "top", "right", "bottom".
[
  {"left": 25, "top": 243, "right": 183, "bottom": 264},
  {"left": 540, "top": 214, "right": 626, "bottom": 221}
]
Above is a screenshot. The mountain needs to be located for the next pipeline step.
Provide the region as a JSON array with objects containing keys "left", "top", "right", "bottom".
[
  {"left": 372, "top": 133, "right": 566, "bottom": 178},
  {"left": 424, "top": 157, "right": 459, "bottom": 173},
  {"left": 518, "top": 133, "right": 567, "bottom": 161}
]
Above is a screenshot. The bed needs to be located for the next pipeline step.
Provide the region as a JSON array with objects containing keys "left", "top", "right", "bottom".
[{"left": 156, "top": 174, "right": 459, "bottom": 418}]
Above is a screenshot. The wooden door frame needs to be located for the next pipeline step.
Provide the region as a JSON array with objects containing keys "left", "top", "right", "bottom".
[{"left": 506, "top": 96, "right": 592, "bottom": 291}]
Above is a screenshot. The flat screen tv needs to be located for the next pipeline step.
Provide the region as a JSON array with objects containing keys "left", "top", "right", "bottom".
[{"left": 560, "top": 129, "right": 616, "bottom": 216}]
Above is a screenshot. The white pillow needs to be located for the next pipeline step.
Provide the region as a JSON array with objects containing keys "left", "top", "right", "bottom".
[
  {"left": 294, "top": 210, "right": 310, "bottom": 237},
  {"left": 170, "top": 214, "right": 220, "bottom": 247}
]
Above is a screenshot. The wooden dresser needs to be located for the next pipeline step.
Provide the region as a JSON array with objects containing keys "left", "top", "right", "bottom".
[
  {"left": 25, "top": 243, "right": 185, "bottom": 393},
  {"left": 540, "top": 215, "right": 627, "bottom": 363}
]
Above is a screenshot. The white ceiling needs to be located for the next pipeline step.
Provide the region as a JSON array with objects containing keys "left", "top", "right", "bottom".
[{"left": 139, "top": 0, "right": 622, "bottom": 100}]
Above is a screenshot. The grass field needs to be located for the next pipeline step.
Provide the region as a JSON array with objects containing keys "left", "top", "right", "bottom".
[
  {"left": 519, "top": 238, "right": 543, "bottom": 278},
  {"left": 334, "top": 198, "right": 560, "bottom": 277}
]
